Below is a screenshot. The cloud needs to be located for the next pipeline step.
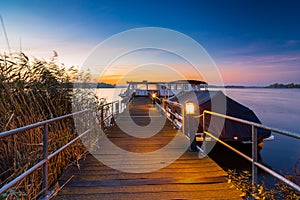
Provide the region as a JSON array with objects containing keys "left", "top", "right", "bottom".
[
  {"left": 284, "top": 40, "right": 299, "bottom": 47},
  {"left": 215, "top": 50, "right": 300, "bottom": 85}
]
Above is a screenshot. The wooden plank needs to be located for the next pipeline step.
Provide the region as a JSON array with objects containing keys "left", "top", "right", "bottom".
[
  {"left": 57, "top": 183, "right": 235, "bottom": 194},
  {"left": 52, "top": 97, "right": 241, "bottom": 199}
]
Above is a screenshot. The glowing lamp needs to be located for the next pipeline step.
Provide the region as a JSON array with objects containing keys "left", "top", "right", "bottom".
[
  {"left": 185, "top": 102, "right": 195, "bottom": 114},
  {"left": 152, "top": 93, "right": 157, "bottom": 98}
]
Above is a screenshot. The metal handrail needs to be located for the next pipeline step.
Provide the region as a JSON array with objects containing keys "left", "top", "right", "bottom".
[
  {"left": 101, "top": 100, "right": 119, "bottom": 108},
  {"left": 0, "top": 109, "right": 91, "bottom": 199},
  {"left": 163, "top": 99, "right": 182, "bottom": 107},
  {"left": 201, "top": 110, "right": 300, "bottom": 192},
  {"left": 0, "top": 109, "right": 89, "bottom": 139},
  {"left": 0, "top": 99, "right": 124, "bottom": 198},
  {"left": 203, "top": 110, "right": 300, "bottom": 139},
  {"left": 156, "top": 99, "right": 300, "bottom": 192}
]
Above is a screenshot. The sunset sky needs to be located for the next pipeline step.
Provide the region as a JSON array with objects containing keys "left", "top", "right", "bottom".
[{"left": 1, "top": 0, "right": 300, "bottom": 86}]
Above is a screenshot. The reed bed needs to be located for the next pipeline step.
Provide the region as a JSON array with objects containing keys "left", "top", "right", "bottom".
[{"left": 0, "top": 52, "right": 100, "bottom": 199}]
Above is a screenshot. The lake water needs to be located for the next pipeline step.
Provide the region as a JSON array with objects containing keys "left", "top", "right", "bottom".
[
  {"left": 225, "top": 88, "right": 300, "bottom": 174},
  {"left": 96, "top": 88, "right": 300, "bottom": 174}
]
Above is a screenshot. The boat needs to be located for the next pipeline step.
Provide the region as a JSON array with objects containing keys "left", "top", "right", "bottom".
[{"left": 119, "top": 80, "right": 273, "bottom": 144}]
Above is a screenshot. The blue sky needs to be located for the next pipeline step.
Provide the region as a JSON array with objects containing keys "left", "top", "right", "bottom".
[{"left": 1, "top": 0, "right": 300, "bottom": 85}]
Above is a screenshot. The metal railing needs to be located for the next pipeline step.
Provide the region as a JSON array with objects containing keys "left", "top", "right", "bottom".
[
  {"left": 0, "top": 109, "right": 91, "bottom": 199},
  {"left": 99, "top": 100, "right": 120, "bottom": 129},
  {"left": 154, "top": 98, "right": 300, "bottom": 193},
  {"left": 201, "top": 110, "right": 300, "bottom": 192},
  {"left": 160, "top": 99, "right": 183, "bottom": 129},
  {"left": 0, "top": 99, "right": 127, "bottom": 199}
]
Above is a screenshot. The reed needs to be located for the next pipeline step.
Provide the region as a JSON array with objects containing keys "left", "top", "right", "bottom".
[
  {"left": 0, "top": 52, "right": 99, "bottom": 199},
  {"left": 227, "top": 160, "right": 300, "bottom": 199}
]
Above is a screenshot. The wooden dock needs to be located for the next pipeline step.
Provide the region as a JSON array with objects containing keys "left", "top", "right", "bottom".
[{"left": 53, "top": 97, "right": 241, "bottom": 199}]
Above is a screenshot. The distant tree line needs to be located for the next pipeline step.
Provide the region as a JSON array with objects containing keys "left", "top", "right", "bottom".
[{"left": 267, "top": 83, "right": 300, "bottom": 88}]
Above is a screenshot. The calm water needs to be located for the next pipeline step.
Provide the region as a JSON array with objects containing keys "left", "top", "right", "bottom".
[
  {"left": 225, "top": 88, "right": 300, "bottom": 174},
  {"left": 96, "top": 88, "right": 300, "bottom": 174}
]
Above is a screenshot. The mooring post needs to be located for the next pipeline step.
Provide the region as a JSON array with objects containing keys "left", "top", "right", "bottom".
[
  {"left": 42, "top": 123, "right": 48, "bottom": 199},
  {"left": 252, "top": 125, "right": 258, "bottom": 192}
]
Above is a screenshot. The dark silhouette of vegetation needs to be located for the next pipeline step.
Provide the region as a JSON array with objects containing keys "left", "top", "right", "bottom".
[{"left": 267, "top": 83, "right": 300, "bottom": 88}]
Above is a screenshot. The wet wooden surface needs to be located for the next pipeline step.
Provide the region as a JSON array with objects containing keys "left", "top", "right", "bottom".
[{"left": 53, "top": 97, "right": 241, "bottom": 199}]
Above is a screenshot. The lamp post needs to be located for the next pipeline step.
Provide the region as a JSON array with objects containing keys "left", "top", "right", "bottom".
[
  {"left": 183, "top": 101, "right": 198, "bottom": 152},
  {"left": 152, "top": 93, "right": 156, "bottom": 105}
]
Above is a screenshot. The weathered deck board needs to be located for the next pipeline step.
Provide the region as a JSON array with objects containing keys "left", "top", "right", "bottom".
[{"left": 53, "top": 97, "right": 241, "bottom": 199}]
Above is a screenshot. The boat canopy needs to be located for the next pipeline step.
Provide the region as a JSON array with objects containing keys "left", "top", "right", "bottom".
[
  {"left": 168, "top": 80, "right": 207, "bottom": 85},
  {"left": 168, "top": 90, "right": 271, "bottom": 141}
]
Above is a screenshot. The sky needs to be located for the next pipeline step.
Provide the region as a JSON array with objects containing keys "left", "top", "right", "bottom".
[{"left": 1, "top": 0, "right": 300, "bottom": 86}]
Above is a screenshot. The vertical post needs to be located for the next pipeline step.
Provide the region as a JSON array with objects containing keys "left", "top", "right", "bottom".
[
  {"left": 88, "top": 110, "right": 92, "bottom": 148},
  {"left": 146, "top": 81, "right": 148, "bottom": 91},
  {"left": 252, "top": 125, "right": 258, "bottom": 192},
  {"left": 116, "top": 101, "right": 119, "bottom": 115},
  {"left": 43, "top": 123, "right": 48, "bottom": 199},
  {"left": 184, "top": 101, "right": 197, "bottom": 152},
  {"left": 202, "top": 111, "right": 206, "bottom": 135},
  {"left": 100, "top": 105, "right": 104, "bottom": 129},
  {"left": 13, "top": 135, "right": 17, "bottom": 172},
  {"left": 182, "top": 104, "right": 186, "bottom": 135},
  {"left": 201, "top": 111, "right": 207, "bottom": 155}
]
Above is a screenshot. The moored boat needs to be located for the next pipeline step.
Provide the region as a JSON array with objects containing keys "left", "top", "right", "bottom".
[{"left": 119, "top": 80, "right": 273, "bottom": 144}]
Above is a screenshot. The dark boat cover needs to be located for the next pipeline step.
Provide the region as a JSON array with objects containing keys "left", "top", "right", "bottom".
[{"left": 168, "top": 90, "right": 271, "bottom": 141}]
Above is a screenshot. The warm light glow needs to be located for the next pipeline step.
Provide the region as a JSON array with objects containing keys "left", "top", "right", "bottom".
[
  {"left": 152, "top": 93, "right": 157, "bottom": 98},
  {"left": 185, "top": 102, "right": 195, "bottom": 114}
]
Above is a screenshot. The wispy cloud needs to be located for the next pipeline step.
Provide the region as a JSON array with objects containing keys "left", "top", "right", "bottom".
[
  {"left": 216, "top": 51, "right": 300, "bottom": 85},
  {"left": 284, "top": 40, "right": 300, "bottom": 47}
]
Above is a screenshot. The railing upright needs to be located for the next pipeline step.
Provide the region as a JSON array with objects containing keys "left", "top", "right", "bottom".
[
  {"left": 42, "top": 123, "right": 48, "bottom": 198},
  {"left": 88, "top": 110, "right": 92, "bottom": 148},
  {"left": 100, "top": 105, "right": 104, "bottom": 129},
  {"left": 116, "top": 100, "right": 119, "bottom": 115},
  {"left": 0, "top": 109, "right": 91, "bottom": 198},
  {"left": 202, "top": 110, "right": 300, "bottom": 193},
  {"left": 251, "top": 125, "right": 258, "bottom": 191}
]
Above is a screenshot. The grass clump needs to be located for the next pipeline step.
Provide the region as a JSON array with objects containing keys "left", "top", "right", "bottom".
[{"left": 227, "top": 160, "right": 300, "bottom": 199}]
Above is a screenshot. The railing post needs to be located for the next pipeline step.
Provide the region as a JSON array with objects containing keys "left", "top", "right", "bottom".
[
  {"left": 182, "top": 104, "right": 185, "bottom": 134},
  {"left": 252, "top": 125, "right": 258, "bottom": 192},
  {"left": 42, "top": 123, "right": 48, "bottom": 199},
  {"left": 184, "top": 101, "right": 197, "bottom": 152},
  {"left": 100, "top": 105, "right": 104, "bottom": 129},
  {"left": 200, "top": 111, "right": 207, "bottom": 155},
  {"left": 203, "top": 111, "right": 206, "bottom": 136},
  {"left": 88, "top": 110, "right": 92, "bottom": 148},
  {"left": 116, "top": 101, "right": 119, "bottom": 115}
]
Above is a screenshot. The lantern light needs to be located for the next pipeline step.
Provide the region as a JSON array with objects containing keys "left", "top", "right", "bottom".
[
  {"left": 185, "top": 102, "right": 195, "bottom": 114},
  {"left": 152, "top": 93, "right": 156, "bottom": 99}
]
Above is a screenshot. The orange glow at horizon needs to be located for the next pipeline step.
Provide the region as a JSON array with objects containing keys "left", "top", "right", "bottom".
[{"left": 97, "top": 64, "right": 206, "bottom": 85}]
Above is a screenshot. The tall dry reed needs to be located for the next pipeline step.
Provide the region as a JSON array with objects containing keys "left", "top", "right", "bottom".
[{"left": 0, "top": 52, "right": 99, "bottom": 199}]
